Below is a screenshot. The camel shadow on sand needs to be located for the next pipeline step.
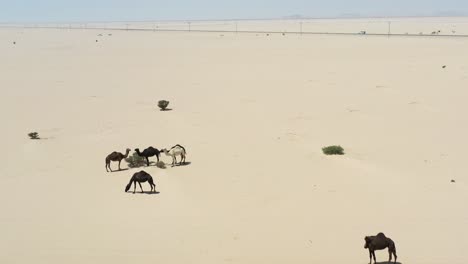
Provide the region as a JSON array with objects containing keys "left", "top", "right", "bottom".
[
  {"left": 110, "top": 168, "right": 130, "bottom": 173},
  {"left": 171, "top": 161, "right": 191, "bottom": 167},
  {"left": 148, "top": 161, "right": 192, "bottom": 167},
  {"left": 374, "top": 262, "right": 402, "bottom": 264},
  {"left": 126, "top": 191, "right": 160, "bottom": 195},
  {"left": 135, "top": 161, "right": 191, "bottom": 169}
]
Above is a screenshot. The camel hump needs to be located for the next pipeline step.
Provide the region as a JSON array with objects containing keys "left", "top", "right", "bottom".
[
  {"left": 376, "top": 232, "right": 387, "bottom": 238},
  {"left": 106, "top": 152, "right": 116, "bottom": 159},
  {"left": 172, "top": 144, "right": 186, "bottom": 152}
]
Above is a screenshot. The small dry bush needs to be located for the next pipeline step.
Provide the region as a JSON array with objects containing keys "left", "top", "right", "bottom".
[
  {"left": 158, "top": 100, "right": 170, "bottom": 111},
  {"left": 125, "top": 153, "right": 147, "bottom": 168},
  {"left": 322, "top": 145, "right": 344, "bottom": 155},
  {"left": 156, "top": 161, "right": 166, "bottom": 169},
  {"left": 28, "top": 132, "right": 40, "bottom": 140}
]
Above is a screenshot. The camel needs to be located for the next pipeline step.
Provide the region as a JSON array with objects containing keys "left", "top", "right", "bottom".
[
  {"left": 125, "top": 170, "right": 156, "bottom": 193},
  {"left": 134, "top": 147, "right": 161, "bottom": 166},
  {"left": 364, "top": 233, "right": 397, "bottom": 264},
  {"left": 161, "top": 144, "right": 187, "bottom": 167},
  {"left": 105, "top": 148, "right": 131, "bottom": 172}
]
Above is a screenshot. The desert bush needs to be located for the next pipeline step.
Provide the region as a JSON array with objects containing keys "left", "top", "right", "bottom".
[
  {"left": 156, "top": 161, "right": 166, "bottom": 169},
  {"left": 322, "top": 145, "right": 344, "bottom": 155},
  {"left": 158, "top": 100, "right": 170, "bottom": 111},
  {"left": 28, "top": 132, "right": 40, "bottom": 140},
  {"left": 125, "top": 153, "right": 147, "bottom": 168}
]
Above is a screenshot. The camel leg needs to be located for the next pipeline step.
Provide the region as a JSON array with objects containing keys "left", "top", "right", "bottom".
[
  {"left": 138, "top": 182, "right": 144, "bottom": 193},
  {"left": 133, "top": 182, "right": 136, "bottom": 194},
  {"left": 372, "top": 251, "right": 376, "bottom": 264},
  {"left": 149, "top": 180, "right": 155, "bottom": 192},
  {"left": 393, "top": 250, "right": 397, "bottom": 263},
  {"left": 156, "top": 154, "right": 160, "bottom": 162},
  {"left": 368, "top": 250, "right": 373, "bottom": 264},
  {"left": 106, "top": 163, "right": 109, "bottom": 172},
  {"left": 388, "top": 249, "right": 392, "bottom": 263},
  {"left": 182, "top": 154, "right": 186, "bottom": 164},
  {"left": 148, "top": 179, "right": 156, "bottom": 192},
  {"left": 118, "top": 160, "right": 121, "bottom": 171},
  {"left": 146, "top": 157, "right": 150, "bottom": 166}
]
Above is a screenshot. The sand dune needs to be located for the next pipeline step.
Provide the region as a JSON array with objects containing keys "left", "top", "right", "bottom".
[{"left": 1, "top": 19, "right": 468, "bottom": 263}]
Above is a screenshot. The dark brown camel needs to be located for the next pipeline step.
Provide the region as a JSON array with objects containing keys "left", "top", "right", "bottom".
[
  {"left": 105, "top": 148, "right": 131, "bottom": 172},
  {"left": 125, "top": 170, "right": 156, "bottom": 193},
  {"left": 364, "top": 233, "right": 397, "bottom": 264},
  {"left": 134, "top": 147, "right": 161, "bottom": 166}
]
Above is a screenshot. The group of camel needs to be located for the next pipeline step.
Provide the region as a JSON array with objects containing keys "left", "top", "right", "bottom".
[
  {"left": 105, "top": 144, "right": 187, "bottom": 172},
  {"left": 105, "top": 144, "right": 187, "bottom": 194},
  {"left": 106, "top": 146, "right": 399, "bottom": 263}
]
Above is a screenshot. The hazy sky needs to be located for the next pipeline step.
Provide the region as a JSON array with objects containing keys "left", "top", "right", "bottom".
[{"left": 1, "top": 0, "right": 467, "bottom": 22}]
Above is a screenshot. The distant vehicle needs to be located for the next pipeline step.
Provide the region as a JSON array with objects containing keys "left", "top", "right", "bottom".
[{"left": 359, "top": 31, "right": 366, "bottom": 35}]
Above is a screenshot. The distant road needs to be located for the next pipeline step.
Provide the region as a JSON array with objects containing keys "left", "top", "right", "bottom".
[{"left": 2, "top": 25, "right": 468, "bottom": 38}]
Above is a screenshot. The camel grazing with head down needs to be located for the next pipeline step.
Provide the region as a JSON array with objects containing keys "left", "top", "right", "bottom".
[
  {"left": 125, "top": 170, "right": 156, "bottom": 193},
  {"left": 134, "top": 147, "right": 161, "bottom": 166},
  {"left": 364, "top": 232, "right": 397, "bottom": 264},
  {"left": 105, "top": 148, "right": 131, "bottom": 172},
  {"left": 162, "top": 144, "right": 187, "bottom": 166}
]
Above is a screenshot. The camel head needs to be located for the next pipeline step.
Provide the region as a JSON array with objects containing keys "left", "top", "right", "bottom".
[
  {"left": 162, "top": 148, "right": 168, "bottom": 154},
  {"left": 134, "top": 148, "right": 140, "bottom": 153},
  {"left": 364, "top": 236, "right": 372, "bottom": 248},
  {"left": 125, "top": 183, "right": 131, "bottom": 192},
  {"left": 125, "top": 148, "right": 131, "bottom": 153}
]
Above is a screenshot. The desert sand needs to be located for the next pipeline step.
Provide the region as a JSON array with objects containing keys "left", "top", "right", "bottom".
[{"left": 1, "top": 18, "right": 468, "bottom": 264}]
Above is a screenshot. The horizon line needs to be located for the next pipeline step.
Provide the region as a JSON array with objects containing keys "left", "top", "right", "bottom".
[{"left": 1, "top": 14, "right": 468, "bottom": 24}]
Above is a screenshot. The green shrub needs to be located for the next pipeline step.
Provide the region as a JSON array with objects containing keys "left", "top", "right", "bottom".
[
  {"left": 125, "top": 153, "right": 147, "bottom": 168},
  {"left": 158, "top": 100, "right": 170, "bottom": 111},
  {"left": 28, "top": 132, "right": 40, "bottom": 140},
  {"left": 322, "top": 145, "right": 344, "bottom": 155}
]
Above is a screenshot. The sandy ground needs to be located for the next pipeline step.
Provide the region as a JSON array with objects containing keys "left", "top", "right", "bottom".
[{"left": 1, "top": 18, "right": 468, "bottom": 264}]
